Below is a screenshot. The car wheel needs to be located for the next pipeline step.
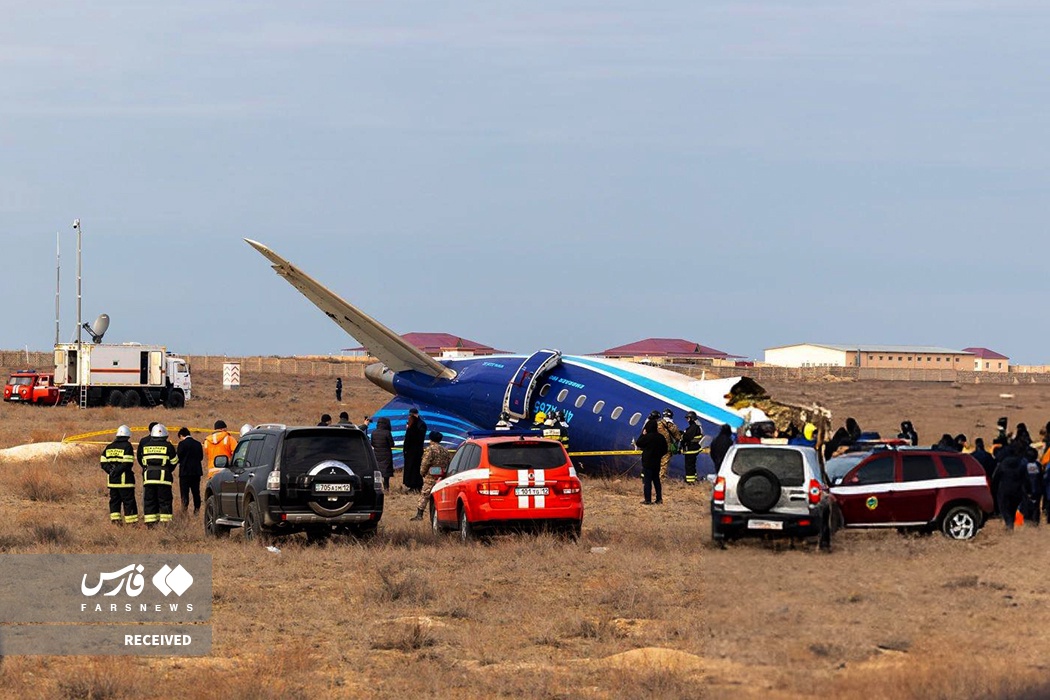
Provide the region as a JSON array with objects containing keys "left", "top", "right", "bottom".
[
  {"left": 122, "top": 390, "right": 141, "bottom": 408},
  {"left": 458, "top": 506, "right": 473, "bottom": 543},
  {"left": 941, "top": 505, "right": 980, "bottom": 540},
  {"left": 244, "top": 500, "right": 268, "bottom": 544},
  {"left": 430, "top": 500, "right": 442, "bottom": 533},
  {"left": 737, "top": 468, "right": 782, "bottom": 513},
  {"left": 106, "top": 390, "right": 124, "bottom": 407},
  {"left": 204, "top": 495, "right": 230, "bottom": 538}
]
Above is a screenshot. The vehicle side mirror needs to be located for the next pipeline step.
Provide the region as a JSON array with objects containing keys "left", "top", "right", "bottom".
[
  {"left": 214, "top": 455, "right": 229, "bottom": 469},
  {"left": 833, "top": 477, "right": 842, "bottom": 486}
]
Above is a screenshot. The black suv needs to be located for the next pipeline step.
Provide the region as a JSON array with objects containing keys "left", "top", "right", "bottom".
[{"left": 204, "top": 424, "right": 384, "bottom": 543}]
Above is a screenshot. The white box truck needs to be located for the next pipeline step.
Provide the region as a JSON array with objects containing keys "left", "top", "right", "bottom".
[{"left": 53, "top": 343, "right": 192, "bottom": 408}]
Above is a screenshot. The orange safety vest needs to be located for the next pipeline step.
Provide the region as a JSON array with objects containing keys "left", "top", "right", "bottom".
[{"left": 204, "top": 430, "right": 237, "bottom": 469}]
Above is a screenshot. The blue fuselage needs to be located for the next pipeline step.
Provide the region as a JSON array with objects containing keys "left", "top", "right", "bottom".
[{"left": 372, "top": 355, "right": 744, "bottom": 478}]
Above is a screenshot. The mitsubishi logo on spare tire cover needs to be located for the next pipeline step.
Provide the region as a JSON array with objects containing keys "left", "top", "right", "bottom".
[
  {"left": 307, "top": 460, "right": 356, "bottom": 517},
  {"left": 737, "top": 468, "right": 782, "bottom": 513}
]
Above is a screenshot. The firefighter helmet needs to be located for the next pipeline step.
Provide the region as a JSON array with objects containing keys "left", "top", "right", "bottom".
[
  {"left": 240, "top": 424, "right": 253, "bottom": 437},
  {"left": 662, "top": 408, "right": 674, "bottom": 419},
  {"left": 499, "top": 411, "right": 510, "bottom": 421},
  {"left": 151, "top": 424, "right": 168, "bottom": 438},
  {"left": 116, "top": 425, "right": 132, "bottom": 438},
  {"left": 685, "top": 411, "right": 698, "bottom": 421},
  {"left": 648, "top": 410, "right": 660, "bottom": 420},
  {"left": 535, "top": 411, "right": 547, "bottom": 423}
]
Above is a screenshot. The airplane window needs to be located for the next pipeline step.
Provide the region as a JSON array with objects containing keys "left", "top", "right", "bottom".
[
  {"left": 629, "top": 412, "right": 642, "bottom": 426},
  {"left": 593, "top": 400, "right": 605, "bottom": 414},
  {"left": 557, "top": 389, "right": 568, "bottom": 402},
  {"left": 539, "top": 384, "right": 550, "bottom": 397},
  {"left": 611, "top": 407, "right": 623, "bottom": 420},
  {"left": 574, "top": 395, "right": 587, "bottom": 408}
]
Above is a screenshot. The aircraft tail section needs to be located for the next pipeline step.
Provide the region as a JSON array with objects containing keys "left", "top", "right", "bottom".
[{"left": 245, "top": 239, "right": 455, "bottom": 380}]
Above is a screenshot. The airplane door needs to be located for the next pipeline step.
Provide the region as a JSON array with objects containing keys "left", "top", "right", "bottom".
[{"left": 503, "top": 350, "right": 562, "bottom": 420}]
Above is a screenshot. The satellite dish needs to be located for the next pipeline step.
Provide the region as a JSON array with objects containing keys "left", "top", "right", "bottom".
[{"left": 83, "top": 314, "right": 109, "bottom": 343}]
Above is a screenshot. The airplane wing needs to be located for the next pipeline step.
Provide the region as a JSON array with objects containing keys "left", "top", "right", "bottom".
[{"left": 245, "top": 239, "right": 456, "bottom": 380}]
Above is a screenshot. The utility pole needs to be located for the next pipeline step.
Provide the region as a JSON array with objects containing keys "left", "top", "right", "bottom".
[
  {"left": 73, "top": 219, "right": 82, "bottom": 390},
  {"left": 55, "top": 231, "right": 60, "bottom": 346}
]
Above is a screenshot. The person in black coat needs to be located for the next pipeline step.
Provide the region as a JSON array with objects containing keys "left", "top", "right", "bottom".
[
  {"left": 371, "top": 417, "right": 395, "bottom": 491},
  {"left": 824, "top": 417, "right": 862, "bottom": 459},
  {"left": 637, "top": 415, "right": 667, "bottom": 505},
  {"left": 994, "top": 441, "right": 1031, "bottom": 529},
  {"left": 933, "top": 434, "right": 958, "bottom": 452},
  {"left": 402, "top": 408, "right": 426, "bottom": 491},
  {"left": 971, "top": 438, "right": 996, "bottom": 480},
  {"left": 710, "top": 424, "right": 734, "bottom": 471},
  {"left": 176, "top": 427, "right": 204, "bottom": 514}
]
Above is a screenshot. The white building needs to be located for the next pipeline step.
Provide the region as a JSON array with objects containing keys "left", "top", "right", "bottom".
[{"left": 764, "top": 343, "right": 973, "bottom": 369}]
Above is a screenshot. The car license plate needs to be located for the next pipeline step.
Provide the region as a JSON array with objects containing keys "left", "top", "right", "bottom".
[
  {"left": 747, "top": 519, "right": 783, "bottom": 531},
  {"left": 314, "top": 483, "right": 352, "bottom": 493},
  {"left": 514, "top": 487, "right": 550, "bottom": 496}
]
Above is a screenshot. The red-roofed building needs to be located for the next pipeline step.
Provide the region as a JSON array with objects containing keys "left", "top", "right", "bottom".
[
  {"left": 594, "top": 338, "right": 742, "bottom": 365},
  {"left": 345, "top": 333, "right": 507, "bottom": 359},
  {"left": 962, "top": 347, "right": 1010, "bottom": 372}
]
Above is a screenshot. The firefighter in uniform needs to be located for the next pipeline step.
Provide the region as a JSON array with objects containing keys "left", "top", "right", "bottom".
[
  {"left": 532, "top": 411, "right": 547, "bottom": 435},
  {"left": 101, "top": 425, "right": 138, "bottom": 524},
  {"left": 554, "top": 410, "right": 570, "bottom": 451},
  {"left": 495, "top": 412, "right": 513, "bottom": 431},
  {"left": 542, "top": 412, "right": 562, "bottom": 443},
  {"left": 656, "top": 408, "right": 683, "bottom": 480},
  {"left": 139, "top": 423, "right": 179, "bottom": 527},
  {"left": 411, "top": 431, "right": 452, "bottom": 521},
  {"left": 680, "top": 411, "right": 704, "bottom": 485}
]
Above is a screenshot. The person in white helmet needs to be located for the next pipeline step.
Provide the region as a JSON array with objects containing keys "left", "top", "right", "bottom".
[
  {"left": 240, "top": 424, "right": 253, "bottom": 437},
  {"left": 138, "top": 423, "right": 179, "bottom": 527},
  {"left": 100, "top": 425, "right": 138, "bottom": 525}
]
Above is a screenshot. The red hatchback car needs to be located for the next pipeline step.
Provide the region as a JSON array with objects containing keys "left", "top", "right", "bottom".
[
  {"left": 429, "top": 436, "right": 584, "bottom": 541},
  {"left": 826, "top": 448, "right": 994, "bottom": 540}
]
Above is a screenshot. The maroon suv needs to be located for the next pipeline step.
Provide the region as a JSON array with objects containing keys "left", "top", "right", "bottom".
[{"left": 826, "top": 449, "right": 993, "bottom": 540}]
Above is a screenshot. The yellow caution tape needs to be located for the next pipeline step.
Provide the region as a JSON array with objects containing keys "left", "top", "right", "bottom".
[{"left": 63, "top": 427, "right": 216, "bottom": 444}]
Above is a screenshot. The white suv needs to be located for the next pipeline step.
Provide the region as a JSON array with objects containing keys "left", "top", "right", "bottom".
[{"left": 711, "top": 444, "right": 833, "bottom": 550}]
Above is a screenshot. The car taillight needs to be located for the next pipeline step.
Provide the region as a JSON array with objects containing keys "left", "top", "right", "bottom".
[
  {"left": 374, "top": 470, "right": 384, "bottom": 493},
  {"left": 267, "top": 470, "right": 281, "bottom": 490},
  {"left": 558, "top": 479, "right": 582, "bottom": 495},
  {"left": 713, "top": 477, "right": 726, "bottom": 505},
  {"left": 808, "top": 479, "right": 822, "bottom": 505},
  {"left": 477, "top": 481, "right": 509, "bottom": 496}
]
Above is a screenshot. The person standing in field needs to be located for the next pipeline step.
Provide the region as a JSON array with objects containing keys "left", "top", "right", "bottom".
[
  {"left": 994, "top": 441, "right": 1030, "bottom": 530},
  {"left": 336, "top": 377, "right": 343, "bottom": 402},
  {"left": 176, "top": 427, "right": 204, "bottom": 514},
  {"left": 710, "top": 423, "right": 734, "bottom": 471},
  {"left": 203, "top": 420, "right": 237, "bottom": 474},
  {"left": 411, "top": 432, "right": 451, "bottom": 521},
  {"left": 680, "top": 411, "right": 704, "bottom": 485},
  {"left": 371, "top": 417, "right": 395, "bottom": 491},
  {"left": 402, "top": 408, "right": 426, "bottom": 492},
  {"left": 139, "top": 424, "right": 179, "bottom": 527},
  {"left": 100, "top": 425, "right": 138, "bottom": 525},
  {"left": 637, "top": 413, "right": 667, "bottom": 505},
  {"left": 656, "top": 409, "right": 682, "bottom": 480}
]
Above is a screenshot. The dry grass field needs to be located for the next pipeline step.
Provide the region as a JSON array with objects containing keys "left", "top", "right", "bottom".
[{"left": 2, "top": 371, "right": 1050, "bottom": 699}]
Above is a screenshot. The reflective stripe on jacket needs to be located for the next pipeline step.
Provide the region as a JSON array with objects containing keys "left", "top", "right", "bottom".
[{"left": 101, "top": 439, "right": 136, "bottom": 488}]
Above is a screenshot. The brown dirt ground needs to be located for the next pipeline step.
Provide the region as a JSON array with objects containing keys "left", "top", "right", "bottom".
[{"left": 0, "top": 372, "right": 1049, "bottom": 699}]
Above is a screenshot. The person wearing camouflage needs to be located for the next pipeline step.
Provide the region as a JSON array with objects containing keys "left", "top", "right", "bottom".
[
  {"left": 411, "top": 432, "right": 452, "bottom": 520},
  {"left": 657, "top": 409, "right": 682, "bottom": 480}
]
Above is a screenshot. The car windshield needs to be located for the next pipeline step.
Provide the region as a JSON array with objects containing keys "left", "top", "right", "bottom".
[
  {"left": 730, "top": 448, "right": 805, "bottom": 487},
  {"left": 826, "top": 452, "right": 871, "bottom": 482},
  {"left": 487, "top": 442, "right": 567, "bottom": 469},
  {"left": 280, "top": 430, "right": 373, "bottom": 476},
  {"left": 8, "top": 376, "right": 33, "bottom": 386}
]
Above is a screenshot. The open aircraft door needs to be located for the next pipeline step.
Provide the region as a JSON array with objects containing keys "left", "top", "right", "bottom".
[{"left": 503, "top": 349, "right": 562, "bottom": 420}]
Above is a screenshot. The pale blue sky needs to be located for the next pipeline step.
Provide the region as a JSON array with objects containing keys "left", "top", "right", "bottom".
[{"left": 3, "top": 2, "right": 1047, "bottom": 362}]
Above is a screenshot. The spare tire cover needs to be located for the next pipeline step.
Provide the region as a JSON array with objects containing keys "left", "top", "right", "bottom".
[
  {"left": 307, "top": 461, "right": 356, "bottom": 517},
  {"left": 737, "top": 468, "right": 782, "bottom": 513}
]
